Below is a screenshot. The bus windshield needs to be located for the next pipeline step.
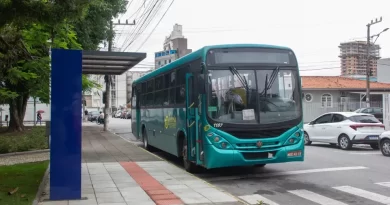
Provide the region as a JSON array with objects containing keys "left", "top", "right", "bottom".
[{"left": 207, "top": 67, "right": 301, "bottom": 125}]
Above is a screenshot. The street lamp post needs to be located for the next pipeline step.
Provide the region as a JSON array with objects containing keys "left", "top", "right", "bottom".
[{"left": 365, "top": 16, "right": 386, "bottom": 108}]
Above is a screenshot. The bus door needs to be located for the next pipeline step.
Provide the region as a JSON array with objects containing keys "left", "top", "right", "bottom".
[
  {"left": 131, "top": 85, "right": 141, "bottom": 139},
  {"left": 185, "top": 73, "right": 202, "bottom": 165}
]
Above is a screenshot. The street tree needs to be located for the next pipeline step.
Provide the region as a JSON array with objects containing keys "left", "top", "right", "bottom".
[{"left": 0, "top": 0, "right": 128, "bottom": 132}]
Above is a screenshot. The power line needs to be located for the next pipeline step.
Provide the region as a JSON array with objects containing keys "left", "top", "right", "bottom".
[
  {"left": 121, "top": 0, "right": 158, "bottom": 50},
  {"left": 122, "top": 0, "right": 162, "bottom": 51},
  {"left": 136, "top": 0, "right": 174, "bottom": 51}
]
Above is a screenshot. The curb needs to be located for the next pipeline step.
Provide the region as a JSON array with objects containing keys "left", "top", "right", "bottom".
[
  {"left": 109, "top": 130, "right": 248, "bottom": 205},
  {"left": 32, "top": 163, "right": 50, "bottom": 205},
  {"left": 0, "top": 149, "right": 50, "bottom": 157},
  {"left": 109, "top": 129, "right": 143, "bottom": 147}
]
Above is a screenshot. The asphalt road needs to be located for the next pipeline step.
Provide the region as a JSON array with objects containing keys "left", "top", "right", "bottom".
[{"left": 108, "top": 118, "right": 390, "bottom": 205}]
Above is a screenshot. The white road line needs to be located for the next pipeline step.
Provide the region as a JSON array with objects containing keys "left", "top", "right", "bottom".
[
  {"left": 348, "top": 152, "right": 381, "bottom": 155},
  {"left": 206, "top": 166, "right": 369, "bottom": 182},
  {"left": 375, "top": 182, "right": 390, "bottom": 188},
  {"left": 239, "top": 194, "right": 280, "bottom": 205},
  {"left": 333, "top": 185, "right": 390, "bottom": 204},
  {"left": 333, "top": 151, "right": 380, "bottom": 155},
  {"left": 252, "top": 166, "right": 368, "bottom": 178},
  {"left": 288, "top": 189, "right": 348, "bottom": 205}
]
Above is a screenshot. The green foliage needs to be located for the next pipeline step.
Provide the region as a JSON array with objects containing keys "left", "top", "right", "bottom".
[
  {"left": 74, "top": 0, "right": 128, "bottom": 50},
  {"left": 0, "top": 0, "right": 128, "bottom": 131},
  {"left": 0, "top": 126, "right": 48, "bottom": 154},
  {"left": 0, "top": 0, "right": 91, "bottom": 28},
  {"left": 83, "top": 75, "right": 102, "bottom": 93}
]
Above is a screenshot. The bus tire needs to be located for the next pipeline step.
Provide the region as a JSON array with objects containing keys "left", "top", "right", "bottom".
[
  {"left": 142, "top": 128, "right": 153, "bottom": 151},
  {"left": 182, "top": 136, "right": 199, "bottom": 173}
]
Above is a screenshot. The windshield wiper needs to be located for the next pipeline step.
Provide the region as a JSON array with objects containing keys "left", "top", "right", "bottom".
[
  {"left": 229, "top": 66, "right": 249, "bottom": 91},
  {"left": 227, "top": 66, "right": 251, "bottom": 118},
  {"left": 260, "top": 66, "right": 280, "bottom": 96}
]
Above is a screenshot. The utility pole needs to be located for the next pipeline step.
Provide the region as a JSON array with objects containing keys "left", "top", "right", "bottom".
[
  {"left": 103, "top": 19, "right": 136, "bottom": 131},
  {"left": 366, "top": 17, "right": 382, "bottom": 108}
]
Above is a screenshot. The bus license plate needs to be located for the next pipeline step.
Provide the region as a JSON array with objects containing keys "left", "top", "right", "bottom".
[
  {"left": 368, "top": 135, "right": 379, "bottom": 140},
  {"left": 268, "top": 152, "right": 273, "bottom": 158}
]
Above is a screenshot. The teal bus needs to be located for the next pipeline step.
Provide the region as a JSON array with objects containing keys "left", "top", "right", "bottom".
[{"left": 131, "top": 44, "right": 304, "bottom": 172}]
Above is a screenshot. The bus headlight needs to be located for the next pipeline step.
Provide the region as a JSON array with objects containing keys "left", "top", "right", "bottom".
[
  {"left": 284, "top": 131, "right": 302, "bottom": 145},
  {"left": 206, "top": 132, "right": 233, "bottom": 149}
]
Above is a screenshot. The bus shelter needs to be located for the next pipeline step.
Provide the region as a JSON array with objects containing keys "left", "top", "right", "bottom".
[{"left": 50, "top": 49, "right": 146, "bottom": 200}]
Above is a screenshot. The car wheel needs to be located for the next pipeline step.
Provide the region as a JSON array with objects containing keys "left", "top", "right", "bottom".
[
  {"left": 338, "top": 134, "right": 352, "bottom": 150},
  {"left": 304, "top": 132, "right": 312, "bottom": 145},
  {"left": 370, "top": 144, "right": 379, "bottom": 150},
  {"left": 380, "top": 139, "right": 390, "bottom": 157}
]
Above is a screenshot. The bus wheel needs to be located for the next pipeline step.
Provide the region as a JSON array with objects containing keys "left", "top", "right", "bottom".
[
  {"left": 142, "top": 129, "right": 152, "bottom": 151},
  {"left": 182, "top": 137, "right": 199, "bottom": 173}
]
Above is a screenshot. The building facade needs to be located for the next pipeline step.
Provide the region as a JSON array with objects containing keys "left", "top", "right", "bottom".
[
  {"left": 154, "top": 24, "right": 192, "bottom": 68},
  {"left": 301, "top": 76, "right": 390, "bottom": 123},
  {"left": 377, "top": 58, "right": 390, "bottom": 83},
  {"left": 339, "top": 41, "right": 381, "bottom": 76},
  {"left": 126, "top": 71, "right": 149, "bottom": 103}
]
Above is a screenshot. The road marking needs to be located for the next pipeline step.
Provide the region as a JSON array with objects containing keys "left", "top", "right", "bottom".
[
  {"left": 206, "top": 166, "right": 369, "bottom": 182},
  {"left": 251, "top": 166, "right": 368, "bottom": 178},
  {"left": 375, "top": 182, "right": 390, "bottom": 188},
  {"left": 333, "top": 185, "right": 390, "bottom": 204},
  {"left": 239, "top": 194, "right": 280, "bottom": 205},
  {"left": 333, "top": 151, "right": 380, "bottom": 155},
  {"left": 348, "top": 152, "right": 381, "bottom": 155},
  {"left": 288, "top": 189, "right": 348, "bottom": 205}
]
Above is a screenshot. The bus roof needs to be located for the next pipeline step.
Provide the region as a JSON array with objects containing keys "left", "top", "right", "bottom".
[{"left": 133, "top": 44, "right": 293, "bottom": 84}]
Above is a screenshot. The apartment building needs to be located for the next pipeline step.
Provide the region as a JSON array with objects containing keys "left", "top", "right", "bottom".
[
  {"left": 154, "top": 24, "right": 192, "bottom": 68},
  {"left": 339, "top": 41, "right": 381, "bottom": 76}
]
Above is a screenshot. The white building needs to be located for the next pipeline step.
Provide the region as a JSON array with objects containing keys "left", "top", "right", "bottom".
[
  {"left": 126, "top": 71, "right": 149, "bottom": 102},
  {"left": 155, "top": 24, "right": 192, "bottom": 69},
  {"left": 0, "top": 97, "right": 51, "bottom": 123},
  {"left": 377, "top": 58, "right": 390, "bottom": 83}
]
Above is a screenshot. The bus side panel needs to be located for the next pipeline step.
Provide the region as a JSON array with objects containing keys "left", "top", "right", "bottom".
[
  {"left": 147, "top": 107, "right": 186, "bottom": 157},
  {"left": 137, "top": 106, "right": 185, "bottom": 157}
]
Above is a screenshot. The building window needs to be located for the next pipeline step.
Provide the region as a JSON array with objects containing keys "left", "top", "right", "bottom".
[{"left": 321, "top": 93, "right": 332, "bottom": 108}]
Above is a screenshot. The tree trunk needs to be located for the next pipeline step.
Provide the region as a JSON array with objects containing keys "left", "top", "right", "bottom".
[{"left": 8, "top": 94, "right": 29, "bottom": 132}]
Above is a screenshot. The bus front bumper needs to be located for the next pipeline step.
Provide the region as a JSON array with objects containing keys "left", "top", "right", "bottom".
[{"left": 203, "top": 141, "right": 304, "bottom": 169}]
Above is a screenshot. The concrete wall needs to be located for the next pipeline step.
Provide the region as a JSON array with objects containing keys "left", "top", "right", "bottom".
[{"left": 377, "top": 58, "right": 390, "bottom": 83}]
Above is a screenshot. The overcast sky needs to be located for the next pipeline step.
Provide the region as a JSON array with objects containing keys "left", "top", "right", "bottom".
[{"left": 112, "top": 0, "right": 390, "bottom": 76}]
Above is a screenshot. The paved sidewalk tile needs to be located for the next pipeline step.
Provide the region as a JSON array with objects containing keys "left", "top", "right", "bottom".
[
  {"left": 39, "top": 162, "right": 156, "bottom": 205},
  {"left": 39, "top": 126, "right": 244, "bottom": 205},
  {"left": 136, "top": 161, "right": 240, "bottom": 205}
]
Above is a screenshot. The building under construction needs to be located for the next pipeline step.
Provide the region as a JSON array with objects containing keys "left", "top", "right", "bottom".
[{"left": 339, "top": 41, "right": 381, "bottom": 76}]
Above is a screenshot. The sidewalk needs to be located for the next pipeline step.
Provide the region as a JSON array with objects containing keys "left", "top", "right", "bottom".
[{"left": 38, "top": 124, "right": 245, "bottom": 205}]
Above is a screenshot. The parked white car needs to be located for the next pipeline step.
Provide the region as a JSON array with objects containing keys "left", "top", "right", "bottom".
[
  {"left": 379, "top": 131, "right": 390, "bottom": 157},
  {"left": 304, "top": 112, "right": 385, "bottom": 150}
]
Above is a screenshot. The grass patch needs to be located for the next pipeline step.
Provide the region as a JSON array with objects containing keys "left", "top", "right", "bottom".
[
  {"left": 0, "top": 161, "right": 49, "bottom": 205},
  {"left": 0, "top": 126, "right": 48, "bottom": 154}
]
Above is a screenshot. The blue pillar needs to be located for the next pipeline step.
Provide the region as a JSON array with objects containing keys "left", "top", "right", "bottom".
[{"left": 50, "top": 49, "right": 82, "bottom": 200}]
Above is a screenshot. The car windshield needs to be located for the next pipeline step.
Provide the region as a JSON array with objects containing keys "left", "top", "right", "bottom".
[
  {"left": 91, "top": 111, "right": 99, "bottom": 115},
  {"left": 349, "top": 115, "right": 380, "bottom": 123},
  {"left": 207, "top": 67, "right": 301, "bottom": 125}
]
